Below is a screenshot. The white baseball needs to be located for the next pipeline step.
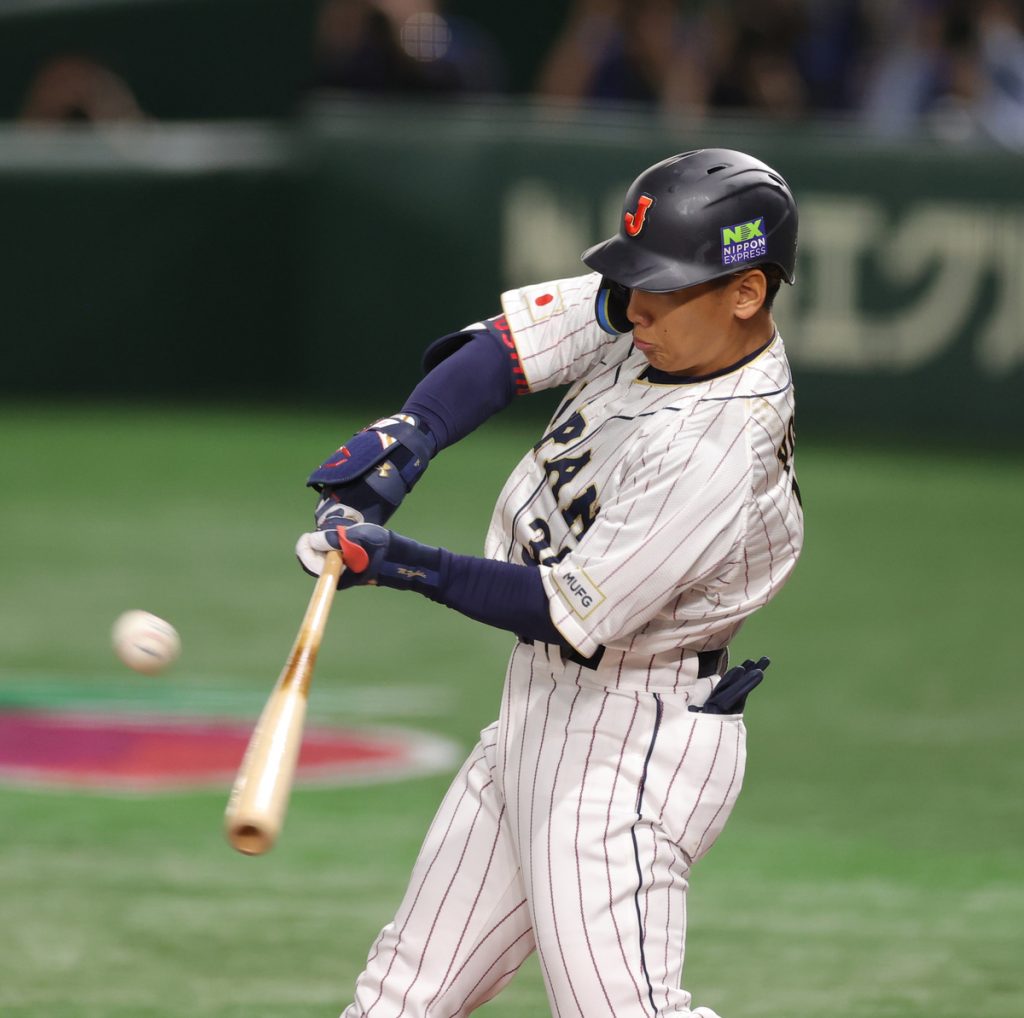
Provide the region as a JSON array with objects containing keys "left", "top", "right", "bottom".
[{"left": 112, "top": 610, "right": 181, "bottom": 676}]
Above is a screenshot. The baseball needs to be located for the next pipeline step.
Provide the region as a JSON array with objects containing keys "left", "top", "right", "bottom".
[{"left": 111, "top": 610, "right": 181, "bottom": 676}]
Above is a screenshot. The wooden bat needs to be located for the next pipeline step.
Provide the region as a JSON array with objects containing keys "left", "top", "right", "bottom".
[{"left": 224, "top": 549, "right": 344, "bottom": 855}]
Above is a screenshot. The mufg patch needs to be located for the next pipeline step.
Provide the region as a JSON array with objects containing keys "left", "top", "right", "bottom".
[{"left": 721, "top": 217, "right": 767, "bottom": 266}]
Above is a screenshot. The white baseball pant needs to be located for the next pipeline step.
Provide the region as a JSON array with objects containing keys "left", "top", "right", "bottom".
[{"left": 341, "top": 640, "right": 745, "bottom": 1018}]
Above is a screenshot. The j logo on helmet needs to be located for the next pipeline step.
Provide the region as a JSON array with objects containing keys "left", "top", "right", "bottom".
[{"left": 624, "top": 194, "right": 655, "bottom": 237}]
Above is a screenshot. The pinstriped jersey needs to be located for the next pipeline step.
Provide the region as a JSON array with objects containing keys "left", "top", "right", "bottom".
[{"left": 483, "top": 272, "right": 803, "bottom": 676}]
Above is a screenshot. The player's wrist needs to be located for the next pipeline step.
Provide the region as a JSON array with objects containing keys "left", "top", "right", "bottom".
[{"left": 374, "top": 532, "right": 444, "bottom": 596}]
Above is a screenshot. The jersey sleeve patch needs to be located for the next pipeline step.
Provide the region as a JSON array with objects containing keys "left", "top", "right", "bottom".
[
  {"left": 522, "top": 283, "right": 565, "bottom": 323},
  {"left": 551, "top": 566, "right": 606, "bottom": 620},
  {"left": 498, "top": 273, "right": 609, "bottom": 394}
]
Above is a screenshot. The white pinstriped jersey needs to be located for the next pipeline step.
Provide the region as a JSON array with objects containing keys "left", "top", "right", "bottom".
[
  {"left": 340, "top": 270, "right": 798, "bottom": 1018},
  {"left": 484, "top": 272, "right": 803, "bottom": 684}
]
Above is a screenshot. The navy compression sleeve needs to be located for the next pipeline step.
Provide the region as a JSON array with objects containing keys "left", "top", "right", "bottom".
[
  {"left": 434, "top": 550, "right": 564, "bottom": 646},
  {"left": 401, "top": 331, "right": 515, "bottom": 451},
  {"left": 379, "top": 532, "right": 563, "bottom": 645},
  {"left": 383, "top": 334, "right": 561, "bottom": 643}
]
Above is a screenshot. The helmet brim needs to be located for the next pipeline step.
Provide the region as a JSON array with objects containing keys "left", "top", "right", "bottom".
[{"left": 581, "top": 235, "right": 721, "bottom": 293}]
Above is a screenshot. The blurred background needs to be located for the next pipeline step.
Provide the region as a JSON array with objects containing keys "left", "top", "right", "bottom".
[
  {"left": 1, "top": 1, "right": 1022, "bottom": 1017},
  {"left": 1, "top": 0, "right": 1024, "bottom": 431}
]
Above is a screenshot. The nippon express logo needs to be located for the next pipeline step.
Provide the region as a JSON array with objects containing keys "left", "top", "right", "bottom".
[{"left": 721, "top": 217, "right": 767, "bottom": 266}]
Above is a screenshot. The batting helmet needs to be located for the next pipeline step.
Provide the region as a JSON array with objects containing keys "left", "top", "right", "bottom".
[{"left": 582, "top": 148, "right": 798, "bottom": 298}]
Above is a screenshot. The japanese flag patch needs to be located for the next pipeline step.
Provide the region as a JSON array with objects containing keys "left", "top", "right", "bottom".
[{"left": 523, "top": 283, "right": 565, "bottom": 323}]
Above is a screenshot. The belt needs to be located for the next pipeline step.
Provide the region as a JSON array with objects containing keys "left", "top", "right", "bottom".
[{"left": 518, "top": 638, "right": 728, "bottom": 678}]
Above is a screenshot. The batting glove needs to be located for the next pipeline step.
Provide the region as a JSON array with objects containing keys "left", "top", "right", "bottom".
[
  {"left": 690, "top": 657, "right": 770, "bottom": 715},
  {"left": 296, "top": 505, "right": 442, "bottom": 594},
  {"left": 306, "top": 414, "right": 437, "bottom": 527}
]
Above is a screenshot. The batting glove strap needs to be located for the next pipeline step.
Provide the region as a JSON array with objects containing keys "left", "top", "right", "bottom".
[{"left": 306, "top": 414, "right": 437, "bottom": 525}]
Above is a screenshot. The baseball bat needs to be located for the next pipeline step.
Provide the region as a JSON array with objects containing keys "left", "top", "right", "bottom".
[{"left": 224, "top": 549, "right": 345, "bottom": 855}]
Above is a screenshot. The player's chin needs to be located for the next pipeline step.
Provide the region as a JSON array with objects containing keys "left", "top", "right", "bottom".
[{"left": 639, "top": 346, "right": 669, "bottom": 369}]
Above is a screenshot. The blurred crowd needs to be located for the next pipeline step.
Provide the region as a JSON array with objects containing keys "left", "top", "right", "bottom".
[
  {"left": 14, "top": 0, "right": 1024, "bottom": 146},
  {"left": 306, "top": 0, "right": 1024, "bottom": 146}
]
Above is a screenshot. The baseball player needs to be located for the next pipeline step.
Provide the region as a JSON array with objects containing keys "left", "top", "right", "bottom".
[{"left": 296, "top": 147, "right": 803, "bottom": 1018}]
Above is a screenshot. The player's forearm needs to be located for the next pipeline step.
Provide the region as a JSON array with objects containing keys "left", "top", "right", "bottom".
[
  {"left": 431, "top": 549, "right": 564, "bottom": 645},
  {"left": 296, "top": 517, "right": 565, "bottom": 646},
  {"left": 304, "top": 331, "right": 518, "bottom": 527},
  {"left": 374, "top": 532, "right": 563, "bottom": 645},
  {"left": 401, "top": 329, "right": 517, "bottom": 452}
]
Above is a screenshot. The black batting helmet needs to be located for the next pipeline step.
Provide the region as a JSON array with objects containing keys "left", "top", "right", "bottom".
[{"left": 582, "top": 148, "right": 798, "bottom": 299}]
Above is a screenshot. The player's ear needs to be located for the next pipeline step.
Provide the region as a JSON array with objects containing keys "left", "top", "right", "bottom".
[{"left": 732, "top": 269, "right": 767, "bottom": 320}]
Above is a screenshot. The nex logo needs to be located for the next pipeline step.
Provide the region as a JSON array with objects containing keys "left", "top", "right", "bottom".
[
  {"left": 624, "top": 194, "right": 655, "bottom": 237},
  {"left": 722, "top": 218, "right": 764, "bottom": 245}
]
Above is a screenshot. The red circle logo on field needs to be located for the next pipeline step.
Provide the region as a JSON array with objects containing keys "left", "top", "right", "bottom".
[
  {"left": 534, "top": 293, "right": 554, "bottom": 306},
  {"left": 0, "top": 710, "right": 455, "bottom": 791}
]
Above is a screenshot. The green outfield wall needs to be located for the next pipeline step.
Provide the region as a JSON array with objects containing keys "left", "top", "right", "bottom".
[{"left": 2, "top": 102, "right": 1022, "bottom": 442}]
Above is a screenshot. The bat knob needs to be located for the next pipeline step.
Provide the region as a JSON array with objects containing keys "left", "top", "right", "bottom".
[{"left": 227, "top": 821, "right": 275, "bottom": 856}]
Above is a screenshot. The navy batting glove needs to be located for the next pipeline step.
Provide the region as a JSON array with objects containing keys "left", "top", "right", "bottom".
[
  {"left": 296, "top": 509, "right": 443, "bottom": 595},
  {"left": 691, "top": 656, "right": 770, "bottom": 715},
  {"left": 306, "top": 414, "right": 437, "bottom": 527}
]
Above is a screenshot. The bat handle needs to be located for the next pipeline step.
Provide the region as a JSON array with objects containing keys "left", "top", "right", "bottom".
[
  {"left": 322, "top": 547, "right": 345, "bottom": 583},
  {"left": 307, "top": 550, "right": 345, "bottom": 640}
]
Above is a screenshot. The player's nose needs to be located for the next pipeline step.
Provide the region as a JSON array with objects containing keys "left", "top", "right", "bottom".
[{"left": 626, "top": 290, "right": 653, "bottom": 329}]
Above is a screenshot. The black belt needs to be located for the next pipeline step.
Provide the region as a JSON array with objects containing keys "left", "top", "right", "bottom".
[
  {"left": 696, "top": 648, "right": 729, "bottom": 677},
  {"left": 518, "top": 638, "right": 728, "bottom": 677}
]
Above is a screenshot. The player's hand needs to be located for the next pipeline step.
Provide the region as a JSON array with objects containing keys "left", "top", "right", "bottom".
[
  {"left": 306, "top": 414, "right": 436, "bottom": 527},
  {"left": 296, "top": 501, "right": 443, "bottom": 595},
  {"left": 313, "top": 490, "right": 364, "bottom": 529},
  {"left": 296, "top": 510, "right": 390, "bottom": 589}
]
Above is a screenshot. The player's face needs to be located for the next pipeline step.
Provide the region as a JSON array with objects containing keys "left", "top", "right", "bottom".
[{"left": 626, "top": 270, "right": 768, "bottom": 376}]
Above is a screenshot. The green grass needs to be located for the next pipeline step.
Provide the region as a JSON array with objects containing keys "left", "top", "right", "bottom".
[{"left": 1, "top": 400, "right": 1022, "bottom": 1017}]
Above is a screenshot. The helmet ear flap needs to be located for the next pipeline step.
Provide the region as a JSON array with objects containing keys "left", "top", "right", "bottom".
[{"left": 594, "top": 277, "right": 632, "bottom": 336}]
